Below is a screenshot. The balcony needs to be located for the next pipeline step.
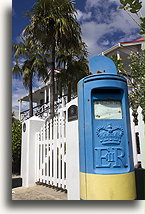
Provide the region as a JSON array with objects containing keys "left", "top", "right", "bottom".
[{"left": 20, "top": 95, "right": 68, "bottom": 122}]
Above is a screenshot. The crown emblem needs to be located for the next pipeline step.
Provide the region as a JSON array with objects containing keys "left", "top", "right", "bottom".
[{"left": 96, "top": 124, "right": 123, "bottom": 145}]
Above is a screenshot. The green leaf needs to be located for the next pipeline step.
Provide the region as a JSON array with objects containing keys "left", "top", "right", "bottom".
[
  {"left": 119, "top": 6, "right": 125, "bottom": 9},
  {"left": 130, "top": 8, "right": 138, "bottom": 13},
  {"left": 126, "top": 0, "right": 133, "bottom": 4},
  {"left": 120, "top": 0, "right": 127, "bottom": 6}
]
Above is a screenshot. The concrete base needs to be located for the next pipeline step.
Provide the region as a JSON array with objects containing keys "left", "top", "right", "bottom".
[{"left": 12, "top": 185, "right": 67, "bottom": 200}]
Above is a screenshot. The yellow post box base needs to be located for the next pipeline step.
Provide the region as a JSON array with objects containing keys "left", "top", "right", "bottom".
[{"left": 80, "top": 171, "right": 136, "bottom": 200}]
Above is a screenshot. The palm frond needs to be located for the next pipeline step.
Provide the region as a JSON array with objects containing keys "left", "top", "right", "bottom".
[{"left": 12, "top": 63, "right": 22, "bottom": 78}]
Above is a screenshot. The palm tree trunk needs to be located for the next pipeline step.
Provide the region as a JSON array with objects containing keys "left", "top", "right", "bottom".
[
  {"left": 67, "top": 81, "right": 72, "bottom": 102},
  {"left": 50, "top": 41, "right": 55, "bottom": 118},
  {"left": 29, "top": 73, "right": 33, "bottom": 117}
]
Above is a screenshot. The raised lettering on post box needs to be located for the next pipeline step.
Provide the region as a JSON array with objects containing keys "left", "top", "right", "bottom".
[{"left": 95, "top": 124, "right": 128, "bottom": 168}]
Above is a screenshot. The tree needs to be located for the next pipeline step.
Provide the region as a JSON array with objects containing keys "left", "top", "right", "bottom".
[
  {"left": 56, "top": 44, "right": 89, "bottom": 102},
  {"left": 12, "top": 112, "right": 17, "bottom": 123},
  {"left": 119, "top": 0, "right": 144, "bottom": 34},
  {"left": 111, "top": 52, "right": 144, "bottom": 114},
  {"left": 23, "top": 0, "right": 85, "bottom": 117},
  {"left": 12, "top": 119, "right": 22, "bottom": 174},
  {"left": 13, "top": 36, "right": 48, "bottom": 117}
]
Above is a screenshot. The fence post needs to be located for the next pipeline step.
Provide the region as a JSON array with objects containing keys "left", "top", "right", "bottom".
[
  {"left": 21, "top": 116, "right": 45, "bottom": 187},
  {"left": 35, "top": 132, "right": 39, "bottom": 182},
  {"left": 66, "top": 98, "right": 80, "bottom": 200},
  {"left": 136, "top": 107, "right": 144, "bottom": 168},
  {"left": 130, "top": 108, "right": 138, "bottom": 167}
]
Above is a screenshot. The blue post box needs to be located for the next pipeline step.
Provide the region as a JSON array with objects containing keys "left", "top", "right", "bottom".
[{"left": 78, "top": 56, "right": 136, "bottom": 200}]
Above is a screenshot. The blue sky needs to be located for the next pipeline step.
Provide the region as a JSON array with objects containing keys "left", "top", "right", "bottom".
[{"left": 12, "top": 0, "right": 142, "bottom": 111}]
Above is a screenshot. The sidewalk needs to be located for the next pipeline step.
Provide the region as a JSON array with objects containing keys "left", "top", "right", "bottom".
[{"left": 12, "top": 185, "right": 67, "bottom": 200}]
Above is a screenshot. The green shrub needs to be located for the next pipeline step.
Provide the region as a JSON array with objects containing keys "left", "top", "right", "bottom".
[{"left": 12, "top": 120, "right": 22, "bottom": 174}]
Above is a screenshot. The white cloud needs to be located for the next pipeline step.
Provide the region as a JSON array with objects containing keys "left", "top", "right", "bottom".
[
  {"left": 81, "top": 21, "right": 109, "bottom": 57},
  {"left": 12, "top": 57, "right": 26, "bottom": 68},
  {"left": 12, "top": 78, "right": 28, "bottom": 110},
  {"left": 16, "top": 36, "right": 23, "bottom": 44},
  {"left": 79, "top": 0, "right": 142, "bottom": 58},
  {"left": 109, "top": 9, "right": 140, "bottom": 33},
  {"left": 76, "top": 9, "right": 92, "bottom": 22},
  {"left": 101, "top": 40, "right": 110, "bottom": 46},
  {"left": 85, "top": 0, "right": 120, "bottom": 11},
  {"left": 18, "top": 57, "right": 26, "bottom": 67}
]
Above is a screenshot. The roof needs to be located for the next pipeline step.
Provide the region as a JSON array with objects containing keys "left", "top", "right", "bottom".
[
  {"left": 18, "top": 84, "right": 46, "bottom": 102},
  {"left": 136, "top": 37, "right": 144, "bottom": 42},
  {"left": 101, "top": 37, "right": 144, "bottom": 55},
  {"left": 120, "top": 37, "right": 144, "bottom": 44},
  {"left": 18, "top": 68, "right": 62, "bottom": 102}
]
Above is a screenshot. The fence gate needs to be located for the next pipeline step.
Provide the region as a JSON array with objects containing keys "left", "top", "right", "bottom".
[
  {"left": 35, "top": 111, "right": 67, "bottom": 189},
  {"left": 34, "top": 102, "right": 144, "bottom": 196}
]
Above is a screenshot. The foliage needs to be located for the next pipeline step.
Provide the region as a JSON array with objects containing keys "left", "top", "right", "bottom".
[
  {"left": 12, "top": 119, "right": 22, "bottom": 173},
  {"left": 55, "top": 44, "right": 89, "bottom": 101},
  {"left": 12, "top": 112, "right": 17, "bottom": 123},
  {"left": 13, "top": 36, "right": 48, "bottom": 117},
  {"left": 119, "top": 0, "right": 144, "bottom": 34},
  {"left": 23, "top": 0, "right": 87, "bottom": 116},
  {"left": 56, "top": 56, "right": 89, "bottom": 100},
  {"left": 13, "top": 38, "right": 48, "bottom": 87},
  {"left": 23, "top": 0, "right": 83, "bottom": 52},
  {"left": 111, "top": 52, "right": 144, "bottom": 113},
  {"left": 13, "top": 36, "right": 49, "bottom": 85},
  {"left": 128, "top": 52, "right": 144, "bottom": 112}
]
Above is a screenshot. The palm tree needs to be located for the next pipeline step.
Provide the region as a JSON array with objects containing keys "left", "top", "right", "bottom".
[
  {"left": 23, "top": 0, "right": 85, "bottom": 117},
  {"left": 13, "top": 36, "right": 48, "bottom": 117},
  {"left": 56, "top": 45, "right": 89, "bottom": 102}
]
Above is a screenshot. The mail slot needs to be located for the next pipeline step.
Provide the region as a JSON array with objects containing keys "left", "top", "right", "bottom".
[{"left": 78, "top": 56, "right": 136, "bottom": 200}]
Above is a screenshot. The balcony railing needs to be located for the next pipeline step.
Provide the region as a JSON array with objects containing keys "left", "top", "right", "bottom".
[{"left": 20, "top": 95, "right": 69, "bottom": 122}]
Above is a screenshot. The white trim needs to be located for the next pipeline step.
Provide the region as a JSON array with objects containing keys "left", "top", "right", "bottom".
[
  {"left": 100, "top": 44, "right": 120, "bottom": 55},
  {"left": 121, "top": 41, "right": 143, "bottom": 47},
  {"left": 100, "top": 41, "right": 143, "bottom": 56}
]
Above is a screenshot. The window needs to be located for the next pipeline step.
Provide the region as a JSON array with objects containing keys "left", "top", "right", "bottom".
[{"left": 94, "top": 100, "right": 122, "bottom": 119}]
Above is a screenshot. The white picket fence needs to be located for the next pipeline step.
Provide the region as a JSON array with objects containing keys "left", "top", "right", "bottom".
[
  {"left": 130, "top": 106, "right": 144, "bottom": 168},
  {"left": 35, "top": 110, "right": 67, "bottom": 189},
  {"left": 34, "top": 103, "right": 144, "bottom": 191}
]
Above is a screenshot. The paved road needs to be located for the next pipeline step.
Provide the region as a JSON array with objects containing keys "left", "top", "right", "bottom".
[{"left": 12, "top": 185, "right": 67, "bottom": 200}]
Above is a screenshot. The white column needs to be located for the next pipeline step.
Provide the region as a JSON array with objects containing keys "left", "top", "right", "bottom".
[
  {"left": 141, "top": 42, "right": 143, "bottom": 50},
  {"left": 116, "top": 51, "right": 122, "bottom": 75},
  {"left": 19, "top": 100, "right": 22, "bottom": 120},
  {"left": 62, "top": 89, "right": 65, "bottom": 108},
  {"left": 48, "top": 85, "right": 51, "bottom": 113},
  {"left": 66, "top": 98, "right": 80, "bottom": 200},
  {"left": 44, "top": 88, "right": 47, "bottom": 104},
  {"left": 116, "top": 50, "right": 120, "bottom": 60},
  {"left": 21, "top": 116, "right": 45, "bottom": 187},
  {"left": 48, "top": 85, "right": 50, "bottom": 103}
]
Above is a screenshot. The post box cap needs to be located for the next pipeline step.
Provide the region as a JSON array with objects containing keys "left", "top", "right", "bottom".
[{"left": 89, "top": 56, "right": 117, "bottom": 75}]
